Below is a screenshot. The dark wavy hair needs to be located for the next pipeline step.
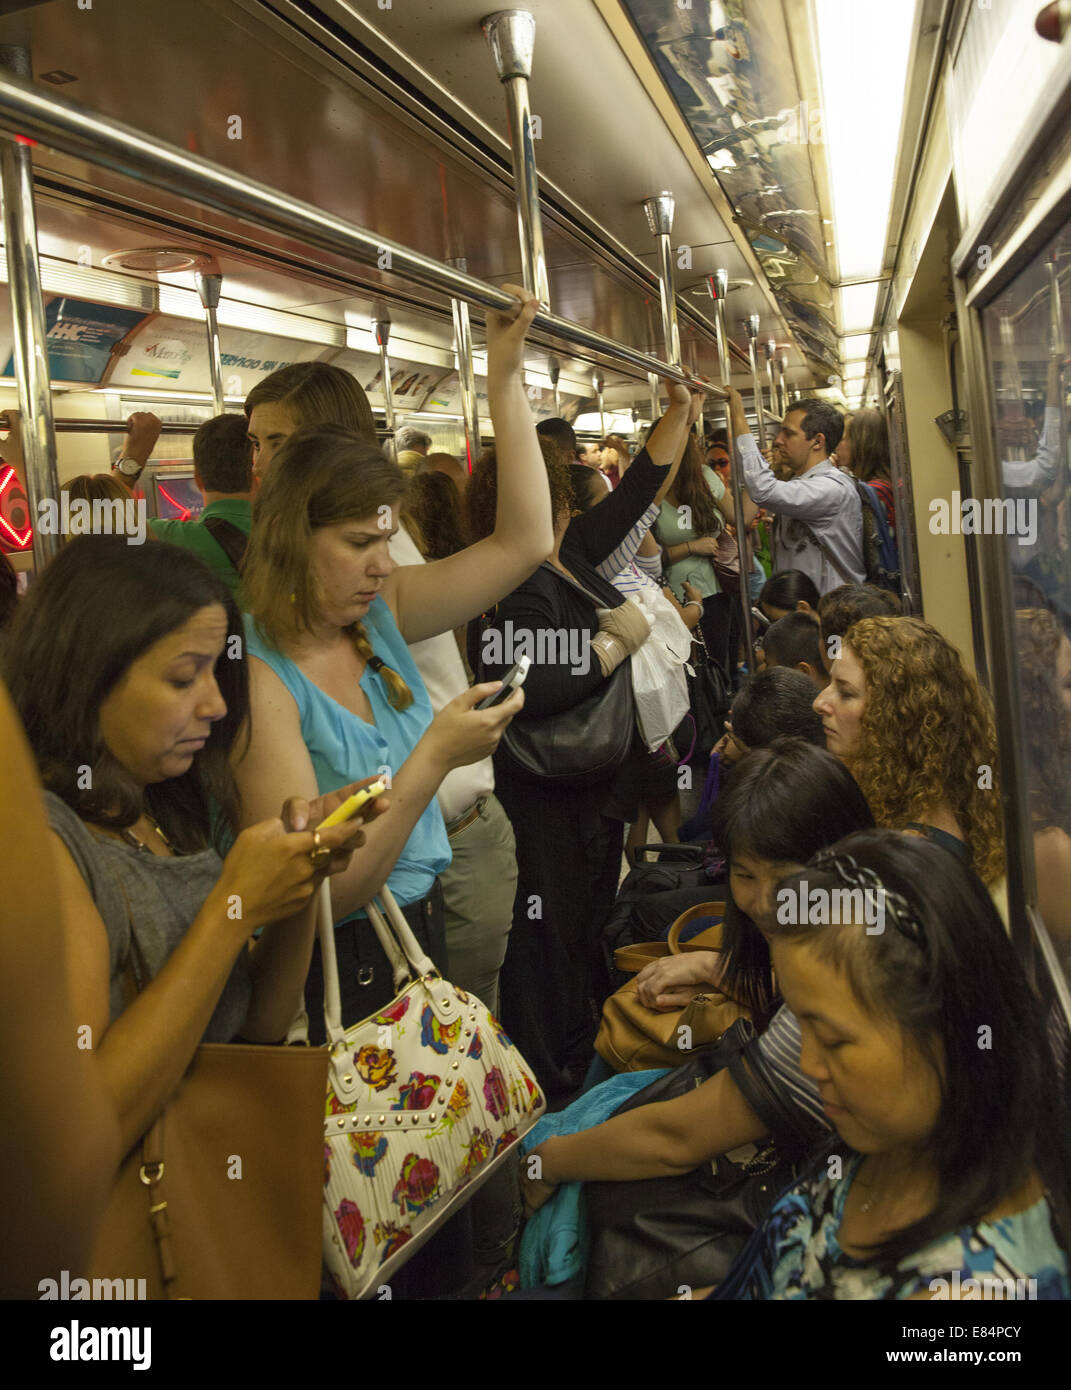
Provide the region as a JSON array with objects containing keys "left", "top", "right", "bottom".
[
  {"left": 711, "top": 739, "right": 875, "bottom": 1029},
  {"left": 772, "top": 829, "right": 1071, "bottom": 1266},
  {"left": 3, "top": 536, "right": 247, "bottom": 852},
  {"left": 817, "top": 582, "right": 901, "bottom": 648}
]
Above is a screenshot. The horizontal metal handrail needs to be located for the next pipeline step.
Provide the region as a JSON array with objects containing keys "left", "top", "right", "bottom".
[
  {"left": 0, "top": 71, "right": 725, "bottom": 397},
  {"left": 1, "top": 413, "right": 198, "bottom": 434}
]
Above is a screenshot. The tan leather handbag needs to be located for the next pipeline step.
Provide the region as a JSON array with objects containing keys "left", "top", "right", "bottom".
[
  {"left": 86, "top": 926, "right": 329, "bottom": 1300},
  {"left": 595, "top": 902, "right": 750, "bottom": 1072},
  {"left": 87, "top": 1041, "right": 328, "bottom": 1300}
]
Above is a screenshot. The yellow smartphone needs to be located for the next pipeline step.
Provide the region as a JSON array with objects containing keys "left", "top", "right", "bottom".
[{"left": 315, "top": 780, "right": 387, "bottom": 830}]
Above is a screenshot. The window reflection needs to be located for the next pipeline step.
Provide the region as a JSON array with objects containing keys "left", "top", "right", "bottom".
[{"left": 986, "top": 227, "right": 1071, "bottom": 988}]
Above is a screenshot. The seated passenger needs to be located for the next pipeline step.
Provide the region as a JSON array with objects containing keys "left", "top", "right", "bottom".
[
  {"left": 758, "top": 567, "right": 819, "bottom": 624},
  {"left": 816, "top": 581, "right": 901, "bottom": 674},
  {"left": 148, "top": 413, "right": 253, "bottom": 591},
  {"left": 712, "top": 831, "right": 1071, "bottom": 1300},
  {"left": 234, "top": 285, "right": 552, "bottom": 1039},
  {"left": 712, "top": 667, "right": 825, "bottom": 771},
  {"left": 466, "top": 379, "right": 699, "bottom": 1100},
  {"left": 2, "top": 538, "right": 369, "bottom": 1170},
  {"left": 815, "top": 616, "right": 1004, "bottom": 885},
  {"left": 760, "top": 612, "right": 826, "bottom": 688},
  {"left": 521, "top": 742, "right": 874, "bottom": 1211}
]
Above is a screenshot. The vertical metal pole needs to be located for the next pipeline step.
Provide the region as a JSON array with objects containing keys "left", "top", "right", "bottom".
[
  {"left": 711, "top": 267, "right": 755, "bottom": 673},
  {"left": 594, "top": 374, "right": 606, "bottom": 437},
  {"left": 745, "top": 315, "right": 768, "bottom": 451},
  {"left": 549, "top": 359, "right": 561, "bottom": 417},
  {"left": 372, "top": 315, "right": 396, "bottom": 439},
  {"left": 0, "top": 46, "right": 59, "bottom": 568},
  {"left": 447, "top": 257, "right": 481, "bottom": 475},
  {"left": 643, "top": 192, "right": 682, "bottom": 367},
  {"left": 765, "top": 338, "right": 778, "bottom": 423},
  {"left": 1047, "top": 258, "right": 1065, "bottom": 471},
  {"left": 194, "top": 271, "right": 225, "bottom": 414},
  {"left": 483, "top": 10, "right": 551, "bottom": 309},
  {"left": 648, "top": 371, "right": 660, "bottom": 424},
  {"left": 776, "top": 353, "right": 789, "bottom": 417}
]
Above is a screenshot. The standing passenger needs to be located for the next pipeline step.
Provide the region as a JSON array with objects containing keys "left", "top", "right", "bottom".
[
  {"left": 727, "top": 385, "right": 864, "bottom": 594},
  {"left": 148, "top": 413, "right": 253, "bottom": 592}
]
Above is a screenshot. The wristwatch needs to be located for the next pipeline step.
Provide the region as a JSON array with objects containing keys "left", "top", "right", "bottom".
[{"left": 115, "top": 456, "right": 143, "bottom": 478}]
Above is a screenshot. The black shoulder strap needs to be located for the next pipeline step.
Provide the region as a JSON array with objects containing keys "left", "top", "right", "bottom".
[{"left": 202, "top": 514, "right": 248, "bottom": 571}]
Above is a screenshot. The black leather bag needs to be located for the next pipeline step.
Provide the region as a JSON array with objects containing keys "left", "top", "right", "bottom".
[
  {"left": 494, "top": 564, "right": 637, "bottom": 788},
  {"left": 685, "top": 627, "right": 731, "bottom": 763},
  {"left": 501, "top": 658, "right": 635, "bottom": 788},
  {"left": 583, "top": 1019, "right": 805, "bottom": 1300}
]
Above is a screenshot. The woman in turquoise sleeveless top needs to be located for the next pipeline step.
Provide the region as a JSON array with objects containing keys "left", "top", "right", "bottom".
[{"left": 233, "top": 286, "right": 555, "bottom": 1035}]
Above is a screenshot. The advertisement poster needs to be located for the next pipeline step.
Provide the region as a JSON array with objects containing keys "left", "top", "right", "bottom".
[
  {"left": 1, "top": 297, "right": 147, "bottom": 385},
  {"left": 108, "top": 317, "right": 326, "bottom": 396}
]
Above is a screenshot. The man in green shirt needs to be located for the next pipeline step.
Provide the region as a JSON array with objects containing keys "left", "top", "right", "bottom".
[{"left": 149, "top": 414, "right": 252, "bottom": 592}]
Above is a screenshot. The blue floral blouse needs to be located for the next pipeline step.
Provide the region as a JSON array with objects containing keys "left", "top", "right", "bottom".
[{"left": 717, "top": 1150, "right": 1069, "bottom": 1300}]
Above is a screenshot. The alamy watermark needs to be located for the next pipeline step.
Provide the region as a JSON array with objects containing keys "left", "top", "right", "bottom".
[
  {"left": 776, "top": 881, "right": 885, "bottom": 934},
  {"left": 928, "top": 493, "right": 1036, "bottom": 547},
  {"left": 37, "top": 493, "right": 147, "bottom": 545},
  {"left": 481, "top": 621, "right": 590, "bottom": 676}
]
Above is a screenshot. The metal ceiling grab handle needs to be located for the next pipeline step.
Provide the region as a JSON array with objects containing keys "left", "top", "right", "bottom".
[
  {"left": 647, "top": 372, "right": 660, "bottom": 425},
  {"left": 446, "top": 258, "right": 480, "bottom": 475},
  {"left": 764, "top": 338, "right": 778, "bottom": 422},
  {"left": 594, "top": 373, "right": 605, "bottom": 437},
  {"left": 194, "top": 270, "right": 225, "bottom": 416},
  {"left": 371, "top": 314, "right": 396, "bottom": 438},
  {"left": 0, "top": 43, "right": 60, "bottom": 569},
  {"left": 744, "top": 315, "right": 768, "bottom": 452},
  {"left": 548, "top": 359, "right": 561, "bottom": 417},
  {"left": 776, "top": 351, "right": 789, "bottom": 419},
  {"left": 643, "top": 192, "right": 682, "bottom": 369},
  {"left": 483, "top": 10, "right": 551, "bottom": 310},
  {"left": 711, "top": 267, "right": 756, "bottom": 675}
]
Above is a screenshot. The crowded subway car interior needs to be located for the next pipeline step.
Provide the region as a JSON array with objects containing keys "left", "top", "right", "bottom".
[{"left": 1, "top": 0, "right": 1071, "bottom": 1334}]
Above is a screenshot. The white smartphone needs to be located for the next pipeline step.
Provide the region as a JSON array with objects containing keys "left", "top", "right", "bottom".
[{"left": 476, "top": 655, "right": 531, "bottom": 709}]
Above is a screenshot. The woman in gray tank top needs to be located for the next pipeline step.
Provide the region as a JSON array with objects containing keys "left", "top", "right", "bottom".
[{"left": 3, "top": 537, "right": 374, "bottom": 1160}]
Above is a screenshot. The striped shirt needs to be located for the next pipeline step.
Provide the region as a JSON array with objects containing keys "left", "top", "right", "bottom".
[
  {"left": 751, "top": 1005, "right": 828, "bottom": 1133},
  {"left": 595, "top": 501, "right": 662, "bottom": 599}
]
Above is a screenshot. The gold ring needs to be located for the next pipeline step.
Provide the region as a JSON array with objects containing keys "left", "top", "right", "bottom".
[{"left": 309, "top": 830, "right": 332, "bottom": 868}]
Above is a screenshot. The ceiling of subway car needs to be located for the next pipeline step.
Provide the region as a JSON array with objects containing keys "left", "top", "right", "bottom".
[
  {"left": 622, "top": 0, "right": 840, "bottom": 382},
  {"left": 0, "top": 0, "right": 829, "bottom": 403}
]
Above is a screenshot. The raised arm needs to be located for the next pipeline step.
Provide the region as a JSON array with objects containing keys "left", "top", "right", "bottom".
[
  {"left": 385, "top": 284, "right": 555, "bottom": 644},
  {"left": 569, "top": 382, "right": 697, "bottom": 568}
]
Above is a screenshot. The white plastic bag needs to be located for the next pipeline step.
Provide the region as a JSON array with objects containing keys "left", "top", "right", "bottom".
[{"left": 628, "top": 585, "right": 693, "bottom": 751}]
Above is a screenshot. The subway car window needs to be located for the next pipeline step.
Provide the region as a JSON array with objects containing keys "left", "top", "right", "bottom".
[{"left": 985, "top": 224, "right": 1071, "bottom": 988}]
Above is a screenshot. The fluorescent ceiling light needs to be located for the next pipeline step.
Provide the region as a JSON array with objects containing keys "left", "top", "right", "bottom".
[
  {"left": 838, "top": 285, "right": 880, "bottom": 335},
  {"left": 815, "top": 0, "right": 918, "bottom": 284}
]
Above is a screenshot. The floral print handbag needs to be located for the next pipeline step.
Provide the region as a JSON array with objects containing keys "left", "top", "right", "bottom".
[{"left": 304, "top": 882, "right": 545, "bottom": 1299}]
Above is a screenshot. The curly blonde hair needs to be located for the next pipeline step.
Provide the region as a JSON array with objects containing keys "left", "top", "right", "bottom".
[{"left": 843, "top": 616, "right": 1005, "bottom": 883}]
